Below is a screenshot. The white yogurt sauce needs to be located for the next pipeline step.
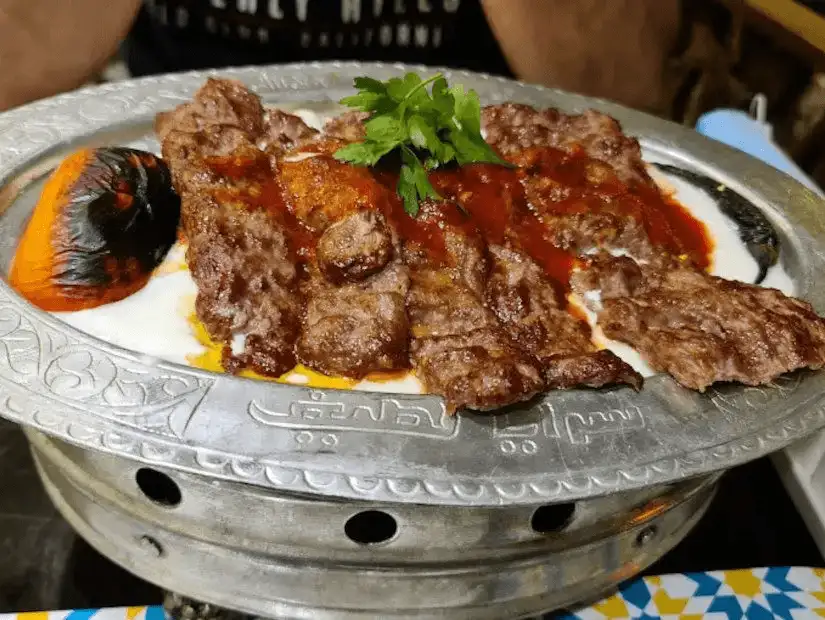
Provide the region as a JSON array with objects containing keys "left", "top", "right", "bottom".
[
  {"left": 646, "top": 164, "right": 795, "bottom": 294},
  {"left": 55, "top": 245, "right": 201, "bottom": 366},
  {"left": 48, "top": 109, "right": 797, "bottom": 392}
]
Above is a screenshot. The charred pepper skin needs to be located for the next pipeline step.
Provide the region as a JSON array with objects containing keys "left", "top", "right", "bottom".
[{"left": 10, "top": 147, "right": 181, "bottom": 311}]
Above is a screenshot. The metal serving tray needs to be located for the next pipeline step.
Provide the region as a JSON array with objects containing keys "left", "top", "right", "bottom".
[{"left": 0, "top": 62, "right": 824, "bottom": 507}]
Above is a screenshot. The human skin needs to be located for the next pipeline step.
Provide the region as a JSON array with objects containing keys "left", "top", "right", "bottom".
[
  {"left": 482, "top": 0, "right": 682, "bottom": 112},
  {"left": 0, "top": 0, "right": 142, "bottom": 111}
]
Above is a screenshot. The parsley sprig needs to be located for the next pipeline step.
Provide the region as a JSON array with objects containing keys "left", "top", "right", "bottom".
[{"left": 333, "top": 73, "right": 511, "bottom": 216}]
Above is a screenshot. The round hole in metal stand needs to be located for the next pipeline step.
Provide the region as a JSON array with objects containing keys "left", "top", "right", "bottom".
[
  {"left": 635, "top": 524, "right": 658, "bottom": 548},
  {"left": 531, "top": 503, "right": 575, "bottom": 534},
  {"left": 135, "top": 468, "right": 182, "bottom": 507},
  {"left": 344, "top": 510, "right": 398, "bottom": 544},
  {"left": 138, "top": 535, "right": 165, "bottom": 558}
]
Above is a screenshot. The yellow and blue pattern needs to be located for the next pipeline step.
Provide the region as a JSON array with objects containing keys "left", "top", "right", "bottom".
[
  {"left": 0, "top": 608, "right": 165, "bottom": 620},
  {"left": 2, "top": 568, "right": 825, "bottom": 620},
  {"left": 561, "top": 567, "right": 825, "bottom": 619}
]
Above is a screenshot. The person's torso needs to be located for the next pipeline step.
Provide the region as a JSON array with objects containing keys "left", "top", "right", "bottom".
[{"left": 125, "top": 0, "right": 512, "bottom": 77}]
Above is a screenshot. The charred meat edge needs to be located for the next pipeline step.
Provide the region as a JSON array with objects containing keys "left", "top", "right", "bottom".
[{"left": 157, "top": 78, "right": 309, "bottom": 376}]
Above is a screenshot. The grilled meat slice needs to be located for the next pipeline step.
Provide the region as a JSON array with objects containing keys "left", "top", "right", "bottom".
[
  {"left": 280, "top": 154, "right": 409, "bottom": 377},
  {"left": 571, "top": 251, "right": 682, "bottom": 306},
  {"left": 482, "top": 103, "right": 665, "bottom": 259},
  {"left": 487, "top": 245, "right": 642, "bottom": 390},
  {"left": 160, "top": 128, "right": 256, "bottom": 199},
  {"left": 585, "top": 257, "right": 825, "bottom": 390},
  {"left": 260, "top": 109, "right": 319, "bottom": 156},
  {"left": 157, "top": 78, "right": 306, "bottom": 376},
  {"left": 486, "top": 244, "right": 592, "bottom": 358},
  {"left": 413, "top": 329, "right": 546, "bottom": 412},
  {"left": 404, "top": 201, "right": 544, "bottom": 411},
  {"left": 298, "top": 263, "right": 410, "bottom": 377},
  {"left": 482, "top": 103, "right": 650, "bottom": 185},
  {"left": 156, "top": 77, "right": 266, "bottom": 142},
  {"left": 543, "top": 350, "right": 643, "bottom": 390},
  {"left": 429, "top": 163, "right": 641, "bottom": 391},
  {"left": 316, "top": 209, "right": 395, "bottom": 284},
  {"left": 189, "top": 203, "right": 303, "bottom": 376},
  {"left": 323, "top": 110, "right": 368, "bottom": 143},
  {"left": 571, "top": 252, "right": 645, "bottom": 303}
]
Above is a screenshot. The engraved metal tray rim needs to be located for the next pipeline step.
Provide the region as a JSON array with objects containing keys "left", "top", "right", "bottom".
[{"left": 1, "top": 61, "right": 825, "bottom": 506}]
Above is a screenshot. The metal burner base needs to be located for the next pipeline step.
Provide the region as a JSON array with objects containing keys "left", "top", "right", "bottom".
[
  {"left": 158, "top": 591, "right": 546, "bottom": 620},
  {"left": 163, "top": 592, "right": 252, "bottom": 620},
  {"left": 28, "top": 430, "right": 716, "bottom": 619}
]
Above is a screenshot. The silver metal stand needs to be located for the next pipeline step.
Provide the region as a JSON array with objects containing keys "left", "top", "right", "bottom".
[{"left": 29, "top": 430, "right": 716, "bottom": 619}]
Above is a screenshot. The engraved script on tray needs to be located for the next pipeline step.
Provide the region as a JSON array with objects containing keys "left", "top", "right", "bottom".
[
  {"left": 248, "top": 391, "right": 458, "bottom": 439},
  {"left": 564, "top": 405, "right": 646, "bottom": 445},
  {"left": 492, "top": 404, "right": 561, "bottom": 455},
  {"left": 709, "top": 374, "right": 801, "bottom": 416},
  {"left": 492, "top": 403, "right": 647, "bottom": 451}
]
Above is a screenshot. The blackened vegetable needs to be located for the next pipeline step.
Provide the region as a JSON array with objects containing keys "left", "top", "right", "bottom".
[
  {"left": 654, "top": 163, "right": 779, "bottom": 284},
  {"left": 9, "top": 147, "right": 181, "bottom": 311}
]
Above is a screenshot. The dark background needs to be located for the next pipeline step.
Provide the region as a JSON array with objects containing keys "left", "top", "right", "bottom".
[
  {"left": 798, "top": 1, "right": 825, "bottom": 14},
  {"left": 0, "top": 417, "right": 821, "bottom": 614}
]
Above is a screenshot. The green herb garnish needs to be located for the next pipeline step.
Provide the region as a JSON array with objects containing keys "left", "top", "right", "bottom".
[{"left": 333, "top": 73, "right": 511, "bottom": 216}]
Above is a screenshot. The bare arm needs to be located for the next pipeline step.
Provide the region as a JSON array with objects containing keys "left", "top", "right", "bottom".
[
  {"left": 482, "top": 0, "right": 681, "bottom": 112},
  {"left": 0, "top": 0, "right": 141, "bottom": 111}
]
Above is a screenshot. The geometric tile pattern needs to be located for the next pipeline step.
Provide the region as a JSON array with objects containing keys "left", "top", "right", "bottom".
[
  {"left": 2, "top": 569, "right": 825, "bottom": 620},
  {"left": 1, "top": 608, "right": 166, "bottom": 620},
  {"left": 559, "top": 567, "right": 825, "bottom": 619}
]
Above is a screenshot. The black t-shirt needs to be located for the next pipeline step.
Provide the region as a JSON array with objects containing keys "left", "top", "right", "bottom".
[{"left": 124, "top": 0, "right": 513, "bottom": 78}]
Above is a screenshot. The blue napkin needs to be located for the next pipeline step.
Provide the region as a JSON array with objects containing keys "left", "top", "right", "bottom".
[{"left": 695, "top": 109, "right": 822, "bottom": 195}]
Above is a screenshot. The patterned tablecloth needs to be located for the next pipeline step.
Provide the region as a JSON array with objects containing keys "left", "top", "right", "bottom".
[
  {"left": 2, "top": 567, "right": 823, "bottom": 620},
  {"left": 560, "top": 567, "right": 825, "bottom": 619}
]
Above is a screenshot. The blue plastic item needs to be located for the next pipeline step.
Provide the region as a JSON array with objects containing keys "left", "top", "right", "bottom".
[{"left": 695, "top": 109, "right": 822, "bottom": 195}]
